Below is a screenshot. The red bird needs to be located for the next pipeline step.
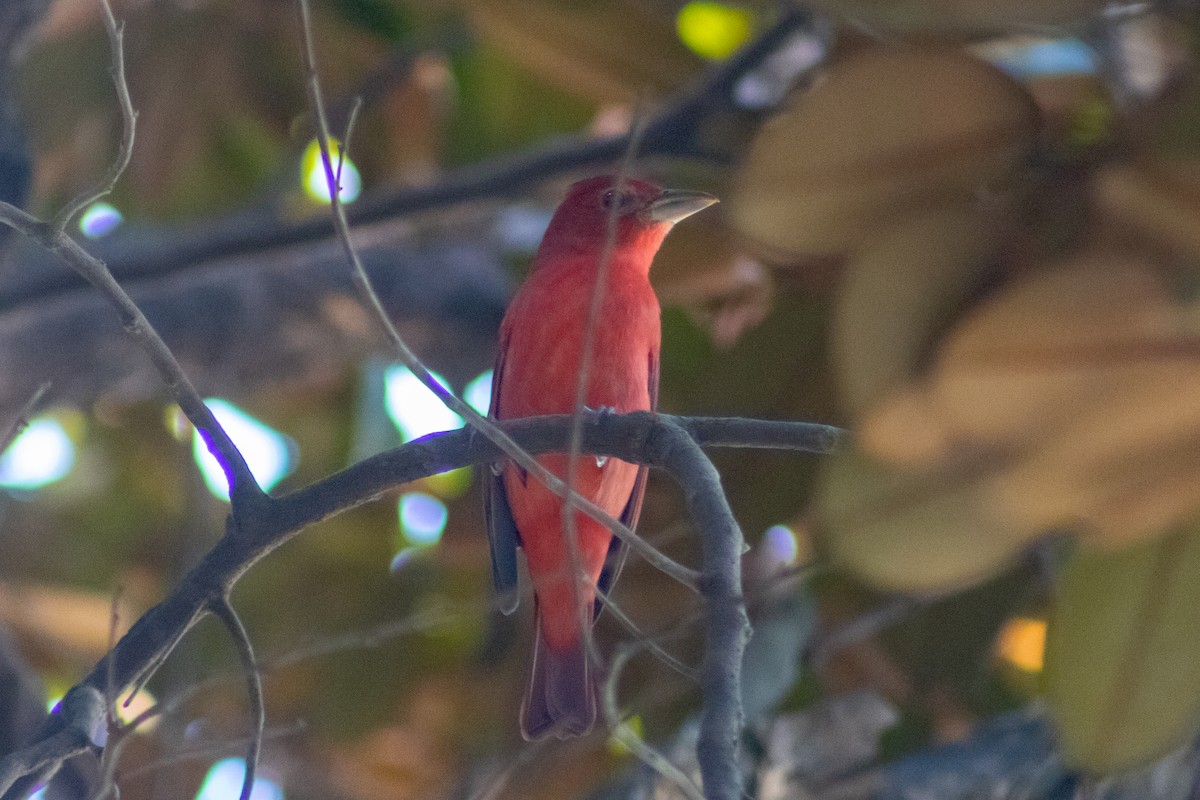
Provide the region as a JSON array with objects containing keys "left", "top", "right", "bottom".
[{"left": 485, "top": 175, "right": 716, "bottom": 740}]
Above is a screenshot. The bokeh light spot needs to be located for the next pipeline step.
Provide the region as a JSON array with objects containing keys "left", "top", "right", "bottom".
[
  {"left": 196, "top": 758, "right": 284, "bottom": 800},
  {"left": 463, "top": 370, "right": 493, "bottom": 417},
  {"left": 399, "top": 492, "right": 448, "bottom": 546},
  {"left": 0, "top": 417, "right": 75, "bottom": 490},
  {"left": 763, "top": 525, "right": 798, "bottom": 567},
  {"left": 302, "top": 139, "right": 361, "bottom": 204},
  {"left": 494, "top": 205, "right": 552, "bottom": 253},
  {"left": 676, "top": 1, "right": 753, "bottom": 61},
  {"left": 733, "top": 31, "right": 823, "bottom": 109},
  {"left": 192, "top": 399, "right": 294, "bottom": 501},
  {"left": 116, "top": 687, "right": 159, "bottom": 732},
  {"left": 997, "top": 616, "right": 1047, "bottom": 673},
  {"left": 608, "top": 713, "right": 644, "bottom": 757},
  {"left": 384, "top": 366, "right": 464, "bottom": 442},
  {"left": 390, "top": 546, "right": 420, "bottom": 574},
  {"left": 423, "top": 466, "right": 473, "bottom": 500},
  {"left": 979, "top": 37, "right": 1097, "bottom": 78},
  {"left": 79, "top": 202, "right": 123, "bottom": 238}
]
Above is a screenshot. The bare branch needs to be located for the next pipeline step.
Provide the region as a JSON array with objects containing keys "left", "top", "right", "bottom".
[
  {"left": 51, "top": 0, "right": 137, "bottom": 233},
  {"left": 0, "top": 201, "right": 263, "bottom": 505},
  {"left": 47, "top": 6, "right": 817, "bottom": 293},
  {"left": 0, "top": 1, "right": 261, "bottom": 507},
  {"left": 209, "top": 597, "right": 264, "bottom": 800},
  {"left": 0, "top": 686, "right": 104, "bottom": 797},
  {"left": 0, "top": 412, "right": 837, "bottom": 797},
  {"left": 649, "top": 419, "right": 752, "bottom": 800}
]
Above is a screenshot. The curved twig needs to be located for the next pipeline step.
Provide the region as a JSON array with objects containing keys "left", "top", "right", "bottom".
[
  {"left": 209, "top": 597, "right": 264, "bottom": 800},
  {"left": 603, "top": 645, "right": 705, "bottom": 800},
  {"left": 51, "top": 0, "right": 137, "bottom": 233}
]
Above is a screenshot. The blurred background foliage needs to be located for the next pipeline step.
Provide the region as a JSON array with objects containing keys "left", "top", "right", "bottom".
[{"left": 3, "top": 0, "right": 1200, "bottom": 798}]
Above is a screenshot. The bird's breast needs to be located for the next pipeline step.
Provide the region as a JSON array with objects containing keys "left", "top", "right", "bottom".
[{"left": 497, "top": 265, "right": 660, "bottom": 419}]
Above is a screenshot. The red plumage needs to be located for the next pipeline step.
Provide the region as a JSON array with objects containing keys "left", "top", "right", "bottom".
[{"left": 485, "top": 175, "right": 716, "bottom": 740}]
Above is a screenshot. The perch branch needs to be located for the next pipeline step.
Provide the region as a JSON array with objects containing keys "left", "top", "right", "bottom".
[{"left": 0, "top": 413, "right": 839, "bottom": 799}]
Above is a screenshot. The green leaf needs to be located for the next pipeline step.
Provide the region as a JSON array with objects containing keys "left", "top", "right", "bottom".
[
  {"left": 1045, "top": 522, "right": 1200, "bottom": 772},
  {"left": 815, "top": 443, "right": 1035, "bottom": 592}
]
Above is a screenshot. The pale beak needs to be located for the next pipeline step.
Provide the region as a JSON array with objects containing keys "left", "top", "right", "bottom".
[{"left": 643, "top": 189, "right": 719, "bottom": 224}]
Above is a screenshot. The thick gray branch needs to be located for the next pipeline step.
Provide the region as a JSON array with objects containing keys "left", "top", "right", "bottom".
[{"left": 0, "top": 412, "right": 839, "bottom": 799}]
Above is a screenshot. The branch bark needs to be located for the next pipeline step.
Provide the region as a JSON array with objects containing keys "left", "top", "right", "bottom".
[{"left": 0, "top": 412, "right": 839, "bottom": 800}]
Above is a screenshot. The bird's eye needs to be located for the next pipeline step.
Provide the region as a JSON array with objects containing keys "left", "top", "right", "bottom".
[{"left": 601, "top": 189, "right": 636, "bottom": 212}]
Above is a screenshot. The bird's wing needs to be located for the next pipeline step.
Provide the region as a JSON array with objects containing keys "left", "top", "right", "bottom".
[
  {"left": 484, "top": 333, "right": 521, "bottom": 615},
  {"left": 595, "top": 347, "right": 659, "bottom": 617}
]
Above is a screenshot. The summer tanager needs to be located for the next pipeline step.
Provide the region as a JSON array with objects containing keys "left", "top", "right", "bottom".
[{"left": 485, "top": 175, "right": 716, "bottom": 740}]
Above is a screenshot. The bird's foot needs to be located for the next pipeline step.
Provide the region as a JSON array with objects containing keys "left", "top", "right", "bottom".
[{"left": 582, "top": 406, "right": 615, "bottom": 467}]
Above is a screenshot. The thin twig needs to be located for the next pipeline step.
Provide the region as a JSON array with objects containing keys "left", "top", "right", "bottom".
[
  {"left": 119, "top": 721, "right": 306, "bottom": 782},
  {"left": 114, "top": 607, "right": 455, "bottom": 740},
  {"left": 593, "top": 588, "right": 698, "bottom": 681},
  {"left": 92, "top": 585, "right": 125, "bottom": 800},
  {"left": 28, "top": 6, "right": 816, "bottom": 295},
  {"left": 294, "top": 0, "right": 699, "bottom": 592},
  {"left": 0, "top": 381, "right": 49, "bottom": 455},
  {"left": 51, "top": 0, "right": 137, "bottom": 233},
  {"left": 123, "top": 605, "right": 205, "bottom": 710},
  {"left": 807, "top": 596, "right": 925, "bottom": 668},
  {"left": 603, "top": 646, "right": 705, "bottom": 800},
  {"left": 0, "top": 0, "right": 260, "bottom": 505},
  {"left": 0, "top": 203, "right": 262, "bottom": 502},
  {"left": 209, "top": 597, "right": 264, "bottom": 800},
  {"left": 562, "top": 106, "right": 651, "bottom": 682}
]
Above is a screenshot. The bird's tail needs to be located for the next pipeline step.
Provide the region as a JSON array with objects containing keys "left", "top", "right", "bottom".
[{"left": 519, "top": 608, "right": 597, "bottom": 740}]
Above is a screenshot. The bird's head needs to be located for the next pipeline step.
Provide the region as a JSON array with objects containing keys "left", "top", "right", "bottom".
[{"left": 536, "top": 175, "right": 717, "bottom": 271}]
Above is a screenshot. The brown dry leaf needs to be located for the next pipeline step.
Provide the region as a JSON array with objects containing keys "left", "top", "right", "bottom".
[
  {"left": 858, "top": 381, "right": 956, "bottom": 469},
  {"left": 990, "top": 376, "right": 1200, "bottom": 547},
  {"left": 654, "top": 218, "right": 775, "bottom": 348},
  {"left": 729, "top": 46, "right": 1038, "bottom": 263},
  {"left": 874, "top": 248, "right": 1200, "bottom": 547},
  {"left": 653, "top": 214, "right": 747, "bottom": 306},
  {"left": 1094, "top": 160, "right": 1200, "bottom": 262},
  {"left": 467, "top": 0, "right": 700, "bottom": 103},
  {"left": 928, "top": 251, "right": 1196, "bottom": 451}
]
